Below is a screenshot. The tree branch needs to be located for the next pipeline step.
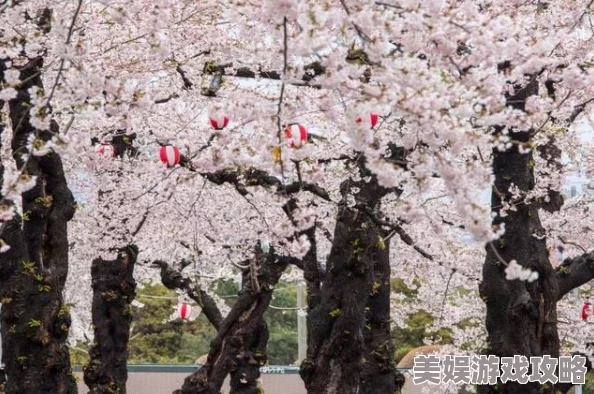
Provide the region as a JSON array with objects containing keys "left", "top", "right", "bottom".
[
  {"left": 175, "top": 63, "right": 194, "bottom": 90},
  {"left": 153, "top": 260, "right": 223, "bottom": 330},
  {"left": 355, "top": 203, "right": 434, "bottom": 261},
  {"left": 200, "top": 60, "right": 326, "bottom": 97},
  {"left": 556, "top": 250, "right": 594, "bottom": 301},
  {"left": 176, "top": 157, "right": 332, "bottom": 202},
  {"left": 567, "top": 97, "right": 594, "bottom": 125}
]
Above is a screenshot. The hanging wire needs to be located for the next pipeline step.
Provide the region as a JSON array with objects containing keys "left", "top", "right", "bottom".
[{"left": 136, "top": 292, "right": 305, "bottom": 312}]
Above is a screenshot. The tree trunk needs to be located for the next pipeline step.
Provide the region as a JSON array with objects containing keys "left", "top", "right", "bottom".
[
  {"left": 83, "top": 245, "right": 138, "bottom": 394},
  {"left": 360, "top": 242, "right": 405, "bottom": 394},
  {"left": 228, "top": 319, "right": 268, "bottom": 394},
  {"left": 478, "top": 77, "right": 559, "bottom": 394},
  {"left": 227, "top": 263, "right": 274, "bottom": 394},
  {"left": 175, "top": 245, "right": 288, "bottom": 394},
  {"left": 299, "top": 203, "right": 379, "bottom": 394},
  {"left": 0, "top": 54, "right": 78, "bottom": 394},
  {"left": 155, "top": 258, "right": 269, "bottom": 393},
  {"left": 300, "top": 154, "right": 401, "bottom": 394}
]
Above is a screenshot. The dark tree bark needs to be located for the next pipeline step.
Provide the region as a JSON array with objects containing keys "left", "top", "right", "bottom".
[
  {"left": 298, "top": 227, "right": 322, "bottom": 314},
  {"left": 358, "top": 149, "right": 408, "bottom": 394},
  {"left": 0, "top": 54, "right": 78, "bottom": 393},
  {"left": 556, "top": 252, "right": 594, "bottom": 299},
  {"left": 227, "top": 321, "right": 268, "bottom": 394},
  {"left": 228, "top": 267, "right": 270, "bottom": 394},
  {"left": 478, "top": 75, "right": 564, "bottom": 394},
  {"left": 300, "top": 151, "right": 404, "bottom": 394},
  {"left": 83, "top": 245, "right": 138, "bottom": 394},
  {"left": 360, "top": 240, "right": 405, "bottom": 394},
  {"left": 174, "top": 244, "right": 288, "bottom": 394}
]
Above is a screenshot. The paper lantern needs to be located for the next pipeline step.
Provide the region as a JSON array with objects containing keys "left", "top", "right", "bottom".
[
  {"left": 159, "top": 145, "right": 181, "bottom": 167},
  {"left": 582, "top": 302, "right": 593, "bottom": 321},
  {"left": 178, "top": 303, "right": 192, "bottom": 320},
  {"left": 97, "top": 144, "right": 115, "bottom": 158},
  {"left": 209, "top": 114, "right": 229, "bottom": 130},
  {"left": 355, "top": 112, "right": 379, "bottom": 129},
  {"left": 285, "top": 124, "right": 308, "bottom": 148}
]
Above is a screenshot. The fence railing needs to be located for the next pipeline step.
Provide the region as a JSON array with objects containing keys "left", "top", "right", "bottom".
[{"left": 72, "top": 364, "right": 414, "bottom": 375}]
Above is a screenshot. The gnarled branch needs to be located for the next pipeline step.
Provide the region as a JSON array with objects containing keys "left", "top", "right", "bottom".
[
  {"left": 153, "top": 260, "right": 223, "bottom": 330},
  {"left": 556, "top": 250, "right": 594, "bottom": 301}
]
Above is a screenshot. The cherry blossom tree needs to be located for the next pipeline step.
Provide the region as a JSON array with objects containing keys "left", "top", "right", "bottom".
[
  {"left": 5, "top": 1, "right": 594, "bottom": 394},
  {"left": 0, "top": 3, "right": 86, "bottom": 393}
]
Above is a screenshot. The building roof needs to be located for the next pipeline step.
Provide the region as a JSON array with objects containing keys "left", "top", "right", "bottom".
[{"left": 397, "top": 345, "right": 441, "bottom": 368}]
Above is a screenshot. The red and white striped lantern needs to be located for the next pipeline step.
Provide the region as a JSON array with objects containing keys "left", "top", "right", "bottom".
[
  {"left": 582, "top": 301, "right": 594, "bottom": 321},
  {"left": 178, "top": 303, "right": 192, "bottom": 320},
  {"left": 285, "top": 124, "right": 308, "bottom": 148},
  {"left": 355, "top": 113, "right": 379, "bottom": 129},
  {"left": 159, "top": 145, "right": 181, "bottom": 167},
  {"left": 209, "top": 114, "right": 229, "bottom": 130},
  {"left": 97, "top": 144, "right": 115, "bottom": 158}
]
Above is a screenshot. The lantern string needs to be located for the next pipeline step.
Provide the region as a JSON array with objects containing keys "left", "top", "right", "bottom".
[
  {"left": 135, "top": 295, "right": 303, "bottom": 312},
  {"left": 268, "top": 305, "right": 301, "bottom": 311},
  {"left": 135, "top": 284, "right": 300, "bottom": 301}
]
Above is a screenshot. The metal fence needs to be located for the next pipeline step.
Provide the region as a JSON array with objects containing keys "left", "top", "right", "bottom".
[{"left": 72, "top": 365, "right": 423, "bottom": 394}]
